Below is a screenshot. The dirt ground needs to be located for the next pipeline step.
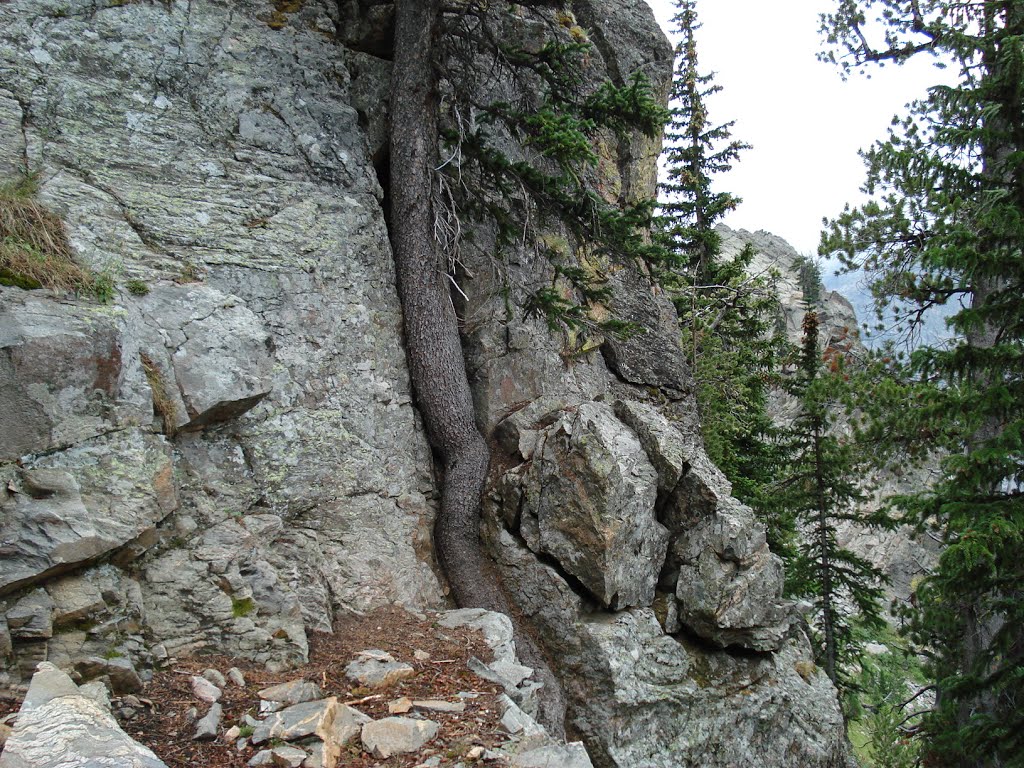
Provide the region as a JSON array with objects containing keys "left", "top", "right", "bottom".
[{"left": 2, "top": 606, "right": 513, "bottom": 768}]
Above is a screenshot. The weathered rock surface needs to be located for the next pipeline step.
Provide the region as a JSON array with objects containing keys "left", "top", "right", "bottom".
[
  {"left": 0, "top": 0, "right": 442, "bottom": 690},
  {"left": 360, "top": 717, "right": 439, "bottom": 759},
  {"left": 0, "top": 1, "right": 853, "bottom": 766},
  {"left": 0, "top": 662, "right": 167, "bottom": 768},
  {"left": 514, "top": 403, "right": 668, "bottom": 610}
]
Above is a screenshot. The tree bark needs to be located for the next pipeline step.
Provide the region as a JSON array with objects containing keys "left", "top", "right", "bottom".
[
  {"left": 389, "top": 0, "right": 565, "bottom": 735},
  {"left": 390, "top": 0, "right": 493, "bottom": 611}
]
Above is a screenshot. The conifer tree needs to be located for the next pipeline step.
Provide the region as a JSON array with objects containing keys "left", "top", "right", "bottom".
[
  {"left": 658, "top": 0, "right": 786, "bottom": 539},
  {"left": 775, "top": 311, "right": 890, "bottom": 697},
  {"left": 820, "top": 2, "right": 1024, "bottom": 762}
]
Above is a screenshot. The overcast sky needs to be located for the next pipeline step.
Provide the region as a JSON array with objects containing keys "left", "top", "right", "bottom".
[{"left": 643, "top": 0, "right": 949, "bottom": 257}]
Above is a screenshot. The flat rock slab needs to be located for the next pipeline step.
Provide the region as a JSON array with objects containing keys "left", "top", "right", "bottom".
[
  {"left": 344, "top": 650, "right": 415, "bottom": 689},
  {"left": 511, "top": 743, "right": 595, "bottom": 768},
  {"left": 257, "top": 679, "right": 323, "bottom": 709},
  {"left": 251, "top": 697, "right": 338, "bottom": 745},
  {"left": 247, "top": 745, "right": 308, "bottom": 767},
  {"left": 0, "top": 662, "right": 168, "bottom": 768},
  {"left": 361, "top": 717, "right": 439, "bottom": 759}
]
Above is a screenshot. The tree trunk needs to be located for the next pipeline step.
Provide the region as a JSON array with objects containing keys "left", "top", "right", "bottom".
[
  {"left": 389, "top": 0, "right": 565, "bottom": 735},
  {"left": 390, "top": 0, "right": 493, "bottom": 611},
  {"left": 814, "top": 422, "right": 837, "bottom": 685}
]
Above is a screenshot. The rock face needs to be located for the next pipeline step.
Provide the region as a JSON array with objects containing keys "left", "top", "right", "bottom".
[
  {"left": 0, "top": 0, "right": 441, "bottom": 690},
  {"left": 0, "top": 1, "right": 851, "bottom": 766}
]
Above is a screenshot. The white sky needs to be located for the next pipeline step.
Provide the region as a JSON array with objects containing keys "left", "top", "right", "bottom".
[{"left": 644, "top": 0, "right": 950, "bottom": 256}]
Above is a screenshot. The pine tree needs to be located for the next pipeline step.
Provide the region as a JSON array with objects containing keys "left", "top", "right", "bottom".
[
  {"left": 658, "top": 0, "right": 786, "bottom": 540},
  {"left": 820, "top": 2, "right": 1024, "bottom": 762},
  {"left": 775, "top": 311, "right": 890, "bottom": 698}
]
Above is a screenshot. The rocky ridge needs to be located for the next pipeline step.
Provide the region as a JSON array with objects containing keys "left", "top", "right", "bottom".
[{"left": 2, "top": 2, "right": 850, "bottom": 766}]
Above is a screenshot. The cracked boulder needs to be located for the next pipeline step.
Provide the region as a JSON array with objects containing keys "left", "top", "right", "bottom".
[
  {"left": 0, "top": 430, "right": 177, "bottom": 595},
  {"left": 136, "top": 284, "right": 273, "bottom": 431},
  {"left": 516, "top": 402, "right": 669, "bottom": 610},
  {"left": 666, "top": 451, "right": 789, "bottom": 652}
]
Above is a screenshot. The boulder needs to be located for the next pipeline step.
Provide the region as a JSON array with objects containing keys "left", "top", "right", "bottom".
[
  {"left": 344, "top": 650, "right": 415, "bottom": 689},
  {"left": 251, "top": 698, "right": 339, "bottom": 745},
  {"left": 360, "top": 716, "right": 439, "bottom": 759},
  {"left": 0, "top": 662, "right": 168, "bottom": 768},
  {"left": 518, "top": 403, "right": 669, "bottom": 609},
  {"left": 257, "top": 679, "right": 323, "bottom": 710},
  {"left": 668, "top": 455, "right": 789, "bottom": 651}
]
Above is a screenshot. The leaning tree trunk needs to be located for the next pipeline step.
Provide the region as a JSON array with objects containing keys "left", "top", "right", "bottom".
[{"left": 389, "top": 0, "right": 565, "bottom": 735}]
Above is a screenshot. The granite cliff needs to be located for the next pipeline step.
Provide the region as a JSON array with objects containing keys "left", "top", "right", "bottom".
[{"left": 1, "top": 2, "right": 851, "bottom": 765}]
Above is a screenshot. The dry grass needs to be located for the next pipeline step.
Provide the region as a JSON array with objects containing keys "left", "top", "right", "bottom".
[
  {"left": 140, "top": 352, "right": 180, "bottom": 436},
  {"left": 0, "top": 174, "right": 95, "bottom": 293}
]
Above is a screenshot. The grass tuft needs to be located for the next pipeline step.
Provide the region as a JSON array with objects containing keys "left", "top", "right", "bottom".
[
  {"left": 0, "top": 172, "right": 97, "bottom": 294},
  {"left": 140, "top": 352, "right": 180, "bottom": 436}
]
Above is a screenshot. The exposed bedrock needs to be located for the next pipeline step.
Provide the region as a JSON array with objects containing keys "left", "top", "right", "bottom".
[{"left": 0, "top": 0, "right": 852, "bottom": 765}]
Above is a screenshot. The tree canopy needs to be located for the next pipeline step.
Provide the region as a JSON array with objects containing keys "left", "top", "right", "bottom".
[{"left": 820, "top": 2, "right": 1024, "bottom": 763}]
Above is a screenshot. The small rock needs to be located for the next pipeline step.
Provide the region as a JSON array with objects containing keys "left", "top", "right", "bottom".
[
  {"left": 257, "top": 679, "right": 322, "bottom": 709},
  {"left": 467, "top": 745, "right": 485, "bottom": 760},
  {"left": 251, "top": 698, "right": 338, "bottom": 745},
  {"left": 510, "top": 743, "right": 595, "bottom": 768},
  {"left": 388, "top": 697, "right": 413, "bottom": 714},
  {"left": 413, "top": 757, "right": 442, "bottom": 768},
  {"left": 186, "top": 706, "right": 199, "bottom": 722},
  {"left": 191, "top": 675, "right": 222, "bottom": 703},
  {"left": 224, "top": 724, "right": 241, "bottom": 742},
  {"left": 412, "top": 699, "right": 466, "bottom": 714},
  {"left": 413, "top": 649, "right": 431, "bottom": 661},
  {"left": 227, "top": 667, "right": 246, "bottom": 687},
  {"left": 193, "top": 703, "right": 222, "bottom": 741},
  {"left": 202, "top": 668, "right": 227, "bottom": 688},
  {"left": 345, "top": 650, "right": 415, "bottom": 690},
  {"left": 247, "top": 744, "right": 306, "bottom": 767},
  {"left": 361, "top": 717, "right": 439, "bottom": 759},
  {"left": 0, "top": 722, "right": 12, "bottom": 748}
]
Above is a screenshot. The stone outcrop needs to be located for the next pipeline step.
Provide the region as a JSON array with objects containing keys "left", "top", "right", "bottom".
[
  {"left": 1, "top": 0, "right": 441, "bottom": 693},
  {"left": 0, "top": 1, "right": 852, "bottom": 766}
]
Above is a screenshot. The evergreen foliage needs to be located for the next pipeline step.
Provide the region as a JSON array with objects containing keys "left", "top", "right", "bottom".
[
  {"left": 820, "top": 2, "right": 1024, "bottom": 763},
  {"left": 657, "top": 0, "right": 787, "bottom": 541},
  {"left": 438, "top": 4, "right": 669, "bottom": 340},
  {"left": 773, "top": 311, "right": 891, "bottom": 699}
]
